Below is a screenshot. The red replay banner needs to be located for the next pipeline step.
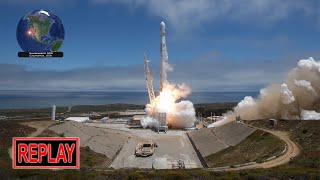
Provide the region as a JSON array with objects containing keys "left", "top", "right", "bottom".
[{"left": 12, "top": 137, "right": 80, "bottom": 169}]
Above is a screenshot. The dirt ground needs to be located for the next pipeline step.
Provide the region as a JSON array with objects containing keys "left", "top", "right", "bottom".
[
  {"left": 223, "top": 124, "right": 300, "bottom": 170},
  {"left": 8, "top": 120, "right": 55, "bottom": 160}
]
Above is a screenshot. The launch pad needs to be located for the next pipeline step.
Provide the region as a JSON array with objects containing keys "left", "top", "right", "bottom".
[
  {"left": 82, "top": 121, "right": 202, "bottom": 169},
  {"left": 48, "top": 116, "right": 256, "bottom": 169}
]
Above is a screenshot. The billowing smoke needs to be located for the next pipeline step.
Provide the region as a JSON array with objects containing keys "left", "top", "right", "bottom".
[
  {"left": 143, "top": 83, "right": 195, "bottom": 129},
  {"left": 301, "top": 110, "right": 320, "bottom": 120},
  {"left": 141, "top": 21, "right": 195, "bottom": 129},
  {"left": 209, "top": 57, "right": 320, "bottom": 127},
  {"left": 141, "top": 116, "right": 159, "bottom": 128}
]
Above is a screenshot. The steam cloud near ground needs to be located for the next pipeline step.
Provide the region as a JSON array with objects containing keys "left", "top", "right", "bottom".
[
  {"left": 209, "top": 57, "right": 320, "bottom": 127},
  {"left": 142, "top": 83, "right": 195, "bottom": 129}
]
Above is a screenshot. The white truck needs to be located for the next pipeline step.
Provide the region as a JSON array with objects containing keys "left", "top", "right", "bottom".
[{"left": 135, "top": 140, "right": 157, "bottom": 157}]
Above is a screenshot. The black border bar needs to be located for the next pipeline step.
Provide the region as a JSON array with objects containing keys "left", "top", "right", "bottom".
[{"left": 18, "top": 52, "right": 63, "bottom": 58}]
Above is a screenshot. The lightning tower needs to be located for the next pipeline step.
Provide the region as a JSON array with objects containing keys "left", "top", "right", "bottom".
[{"left": 144, "top": 53, "right": 155, "bottom": 105}]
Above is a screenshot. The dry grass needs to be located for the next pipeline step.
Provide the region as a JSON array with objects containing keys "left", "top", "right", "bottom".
[{"left": 205, "top": 129, "right": 285, "bottom": 167}]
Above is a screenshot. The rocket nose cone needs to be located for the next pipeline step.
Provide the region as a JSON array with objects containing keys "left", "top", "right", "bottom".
[{"left": 160, "top": 21, "right": 165, "bottom": 28}]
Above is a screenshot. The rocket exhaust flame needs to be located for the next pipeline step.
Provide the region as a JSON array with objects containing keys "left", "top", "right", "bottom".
[
  {"left": 209, "top": 57, "right": 320, "bottom": 128},
  {"left": 142, "top": 22, "right": 195, "bottom": 129}
]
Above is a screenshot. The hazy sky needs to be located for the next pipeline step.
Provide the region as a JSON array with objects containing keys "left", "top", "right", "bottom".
[{"left": 1, "top": 0, "right": 320, "bottom": 91}]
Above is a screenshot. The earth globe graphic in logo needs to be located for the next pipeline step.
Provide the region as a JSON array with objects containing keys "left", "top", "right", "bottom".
[{"left": 16, "top": 10, "right": 65, "bottom": 52}]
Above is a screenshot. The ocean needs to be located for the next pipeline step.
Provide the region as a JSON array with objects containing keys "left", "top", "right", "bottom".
[{"left": 0, "top": 91, "right": 259, "bottom": 109}]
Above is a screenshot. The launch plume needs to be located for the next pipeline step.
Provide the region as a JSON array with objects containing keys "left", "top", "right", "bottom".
[
  {"left": 144, "top": 83, "right": 195, "bottom": 129},
  {"left": 141, "top": 22, "right": 195, "bottom": 129},
  {"left": 209, "top": 57, "right": 320, "bottom": 127}
]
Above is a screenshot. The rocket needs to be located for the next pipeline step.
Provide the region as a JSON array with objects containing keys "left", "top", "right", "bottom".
[{"left": 160, "top": 21, "right": 168, "bottom": 92}]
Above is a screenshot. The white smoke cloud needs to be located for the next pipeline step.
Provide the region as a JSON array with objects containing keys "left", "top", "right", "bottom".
[
  {"left": 209, "top": 57, "right": 320, "bottom": 127},
  {"left": 301, "top": 110, "right": 320, "bottom": 120},
  {"left": 143, "top": 83, "right": 195, "bottom": 129},
  {"left": 141, "top": 116, "right": 159, "bottom": 128},
  {"left": 170, "top": 100, "right": 195, "bottom": 128},
  {"left": 294, "top": 79, "right": 318, "bottom": 96},
  {"left": 280, "top": 83, "right": 295, "bottom": 104}
]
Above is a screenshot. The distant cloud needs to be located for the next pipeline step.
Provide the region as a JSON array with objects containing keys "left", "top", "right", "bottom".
[
  {"left": 0, "top": 0, "right": 77, "bottom": 7},
  {"left": 0, "top": 63, "right": 145, "bottom": 91},
  {"left": 90, "top": 0, "right": 317, "bottom": 32},
  {"left": 0, "top": 52, "right": 298, "bottom": 91}
]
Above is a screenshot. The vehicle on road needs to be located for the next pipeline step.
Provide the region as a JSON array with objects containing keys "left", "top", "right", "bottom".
[{"left": 135, "top": 140, "right": 157, "bottom": 157}]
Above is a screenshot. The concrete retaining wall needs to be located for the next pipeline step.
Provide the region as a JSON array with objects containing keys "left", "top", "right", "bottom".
[
  {"left": 186, "top": 133, "right": 208, "bottom": 168},
  {"left": 50, "top": 121, "right": 128, "bottom": 159},
  {"left": 188, "top": 122, "right": 256, "bottom": 158}
]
